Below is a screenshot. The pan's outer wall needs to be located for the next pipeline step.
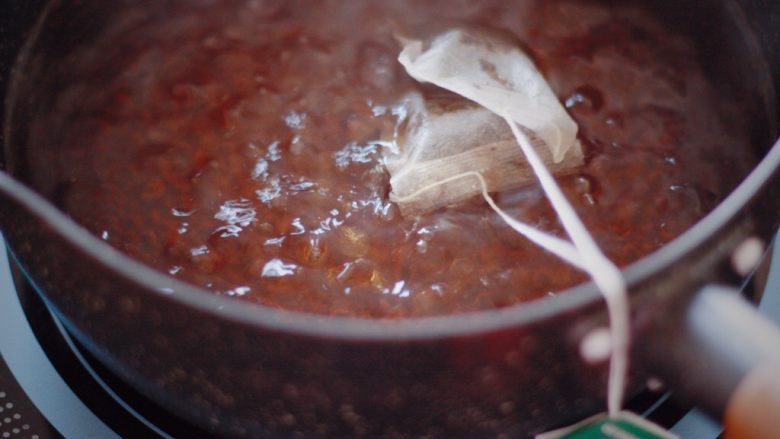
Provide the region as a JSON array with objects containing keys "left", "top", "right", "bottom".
[
  {"left": 2, "top": 0, "right": 780, "bottom": 437},
  {"left": 2, "top": 183, "right": 613, "bottom": 438}
]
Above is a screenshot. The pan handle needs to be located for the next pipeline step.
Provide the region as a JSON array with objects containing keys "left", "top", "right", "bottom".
[{"left": 649, "top": 285, "right": 780, "bottom": 439}]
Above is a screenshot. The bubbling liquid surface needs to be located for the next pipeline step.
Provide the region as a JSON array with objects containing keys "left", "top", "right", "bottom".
[{"left": 32, "top": 0, "right": 756, "bottom": 317}]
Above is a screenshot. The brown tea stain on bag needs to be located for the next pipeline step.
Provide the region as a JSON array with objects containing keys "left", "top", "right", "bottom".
[{"left": 479, "top": 59, "right": 511, "bottom": 88}]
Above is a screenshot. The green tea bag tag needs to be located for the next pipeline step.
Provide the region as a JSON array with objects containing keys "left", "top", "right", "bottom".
[{"left": 536, "top": 411, "right": 679, "bottom": 439}]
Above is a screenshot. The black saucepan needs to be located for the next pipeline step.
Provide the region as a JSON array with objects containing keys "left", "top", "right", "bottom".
[{"left": 2, "top": 1, "right": 780, "bottom": 438}]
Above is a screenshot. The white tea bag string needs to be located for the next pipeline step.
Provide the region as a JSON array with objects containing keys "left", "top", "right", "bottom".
[
  {"left": 392, "top": 27, "right": 629, "bottom": 415},
  {"left": 504, "top": 115, "right": 629, "bottom": 417},
  {"left": 392, "top": 170, "right": 585, "bottom": 269}
]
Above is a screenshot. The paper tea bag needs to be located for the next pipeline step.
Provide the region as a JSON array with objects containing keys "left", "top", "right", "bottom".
[{"left": 386, "top": 28, "right": 583, "bottom": 215}]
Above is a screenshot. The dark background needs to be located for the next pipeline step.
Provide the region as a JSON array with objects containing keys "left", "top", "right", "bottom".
[{"left": 0, "top": 0, "right": 48, "bottom": 157}]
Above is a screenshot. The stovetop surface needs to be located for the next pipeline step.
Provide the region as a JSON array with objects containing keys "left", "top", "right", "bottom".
[{"left": 1, "top": 233, "right": 779, "bottom": 438}]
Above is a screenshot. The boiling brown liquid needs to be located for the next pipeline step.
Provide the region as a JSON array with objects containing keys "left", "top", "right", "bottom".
[{"left": 33, "top": 0, "right": 756, "bottom": 317}]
